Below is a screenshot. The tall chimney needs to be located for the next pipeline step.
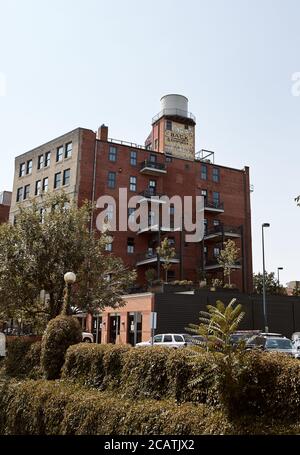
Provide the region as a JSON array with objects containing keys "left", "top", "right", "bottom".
[{"left": 97, "top": 124, "right": 108, "bottom": 141}]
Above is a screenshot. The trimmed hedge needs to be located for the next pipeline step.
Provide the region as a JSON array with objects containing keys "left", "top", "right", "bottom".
[
  {"left": 218, "top": 351, "right": 300, "bottom": 420},
  {"left": 63, "top": 344, "right": 216, "bottom": 402},
  {"left": 41, "top": 315, "right": 82, "bottom": 380},
  {"left": 62, "top": 343, "right": 130, "bottom": 389},
  {"left": 1, "top": 379, "right": 300, "bottom": 435},
  {"left": 5, "top": 339, "right": 42, "bottom": 379}
]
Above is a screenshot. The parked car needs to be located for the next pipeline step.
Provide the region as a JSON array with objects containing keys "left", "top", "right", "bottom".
[
  {"left": 246, "top": 334, "right": 297, "bottom": 357},
  {"left": 229, "top": 330, "right": 261, "bottom": 346},
  {"left": 82, "top": 332, "right": 94, "bottom": 343},
  {"left": 135, "top": 333, "right": 194, "bottom": 348}
]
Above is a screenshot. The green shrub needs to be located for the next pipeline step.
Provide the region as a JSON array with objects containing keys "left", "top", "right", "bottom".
[
  {"left": 5, "top": 339, "right": 41, "bottom": 378},
  {"left": 120, "top": 347, "right": 170, "bottom": 400},
  {"left": 41, "top": 315, "right": 82, "bottom": 380},
  {"left": 62, "top": 343, "right": 110, "bottom": 387},
  {"left": 1, "top": 379, "right": 300, "bottom": 435},
  {"left": 216, "top": 351, "right": 300, "bottom": 420}
]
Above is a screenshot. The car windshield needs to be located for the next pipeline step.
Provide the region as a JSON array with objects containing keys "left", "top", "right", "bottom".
[{"left": 265, "top": 338, "right": 292, "bottom": 350}]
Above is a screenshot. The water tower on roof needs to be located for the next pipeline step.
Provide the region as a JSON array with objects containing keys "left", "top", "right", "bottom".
[{"left": 149, "top": 94, "right": 196, "bottom": 160}]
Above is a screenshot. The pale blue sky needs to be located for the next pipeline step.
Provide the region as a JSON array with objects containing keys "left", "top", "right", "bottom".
[{"left": 0, "top": 0, "right": 299, "bottom": 285}]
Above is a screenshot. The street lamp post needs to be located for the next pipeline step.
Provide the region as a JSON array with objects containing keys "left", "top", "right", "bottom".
[
  {"left": 63, "top": 272, "right": 76, "bottom": 315},
  {"left": 277, "top": 267, "right": 283, "bottom": 287},
  {"left": 262, "top": 223, "right": 270, "bottom": 333}
]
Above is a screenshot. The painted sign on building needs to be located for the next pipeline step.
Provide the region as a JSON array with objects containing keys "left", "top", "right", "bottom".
[{"left": 164, "top": 121, "right": 194, "bottom": 160}]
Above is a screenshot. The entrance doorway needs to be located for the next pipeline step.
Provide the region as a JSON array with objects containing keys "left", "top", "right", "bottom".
[
  {"left": 127, "top": 312, "right": 143, "bottom": 346},
  {"left": 92, "top": 315, "right": 102, "bottom": 343},
  {"left": 109, "top": 314, "right": 120, "bottom": 344}
]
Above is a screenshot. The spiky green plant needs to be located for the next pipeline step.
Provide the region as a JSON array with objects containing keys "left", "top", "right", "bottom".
[
  {"left": 186, "top": 299, "right": 246, "bottom": 413},
  {"left": 187, "top": 298, "right": 245, "bottom": 354}
]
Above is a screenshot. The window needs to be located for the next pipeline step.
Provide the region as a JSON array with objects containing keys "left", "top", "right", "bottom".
[
  {"left": 174, "top": 335, "right": 184, "bottom": 342},
  {"left": 130, "top": 176, "right": 137, "bottom": 192},
  {"left": 127, "top": 238, "right": 135, "bottom": 254},
  {"left": 213, "top": 247, "right": 220, "bottom": 257},
  {"left": 45, "top": 151, "right": 51, "bottom": 167},
  {"left": 26, "top": 160, "right": 32, "bottom": 175},
  {"left": 204, "top": 218, "right": 208, "bottom": 234},
  {"left": 201, "top": 164, "right": 207, "bottom": 180},
  {"left": 163, "top": 335, "right": 173, "bottom": 342},
  {"left": 213, "top": 167, "right": 220, "bottom": 183},
  {"left": 56, "top": 146, "right": 63, "bottom": 162},
  {"left": 130, "top": 151, "right": 137, "bottom": 166},
  {"left": 54, "top": 172, "right": 62, "bottom": 189},
  {"left": 154, "top": 139, "right": 158, "bottom": 150},
  {"left": 37, "top": 155, "right": 44, "bottom": 170},
  {"left": 23, "top": 184, "right": 30, "bottom": 200},
  {"left": 201, "top": 189, "right": 207, "bottom": 198},
  {"left": 42, "top": 177, "right": 48, "bottom": 192},
  {"left": 19, "top": 163, "right": 26, "bottom": 177},
  {"left": 63, "top": 168, "right": 70, "bottom": 186},
  {"left": 16, "top": 187, "right": 23, "bottom": 202},
  {"left": 168, "top": 237, "right": 175, "bottom": 246},
  {"left": 148, "top": 179, "right": 156, "bottom": 195},
  {"left": 149, "top": 153, "right": 156, "bottom": 163},
  {"left": 213, "top": 220, "right": 220, "bottom": 226},
  {"left": 154, "top": 335, "right": 163, "bottom": 343},
  {"left": 106, "top": 203, "right": 114, "bottom": 221},
  {"left": 108, "top": 171, "right": 116, "bottom": 189},
  {"left": 109, "top": 145, "right": 117, "bottom": 162},
  {"left": 166, "top": 120, "right": 172, "bottom": 131},
  {"left": 165, "top": 154, "right": 172, "bottom": 163},
  {"left": 105, "top": 243, "right": 113, "bottom": 252},
  {"left": 35, "top": 180, "right": 41, "bottom": 196},
  {"left": 128, "top": 208, "right": 135, "bottom": 223},
  {"left": 213, "top": 191, "right": 220, "bottom": 207},
  {"left": 65, "top": 142, "right": 72, "bottom": 159}
]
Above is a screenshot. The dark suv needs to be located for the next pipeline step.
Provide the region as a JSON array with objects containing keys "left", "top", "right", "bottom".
[{"left": 246, "top": 335, "right": 296, "bottom": 357}]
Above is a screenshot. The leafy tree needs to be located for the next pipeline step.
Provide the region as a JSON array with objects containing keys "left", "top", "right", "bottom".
[
  {"left": 145, "top": 268, "right": 157, "bottom": 286},
  {"left": 293, "top": 283, "right": 300, "bottom": 297},
  {"left": 156, "top": 237, "right": 176, "bottom": 282},
  {"left": 0, "top": 193, "right": 136, "bottom": 322},
  {"left": 253, "top": 271, "right": 287, "bottom": 295},
  {"left": 217, "top": 239, "right": 240, "bottom": 286}
]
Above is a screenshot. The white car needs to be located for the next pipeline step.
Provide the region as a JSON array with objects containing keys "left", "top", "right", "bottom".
[
  {"left": 82, "top": 332, "right": 94, "bottom": 343},
  {"left": 135, "top": 333, "right": 194, "bottom": 348}
]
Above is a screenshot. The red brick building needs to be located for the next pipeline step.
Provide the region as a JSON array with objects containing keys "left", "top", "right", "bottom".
[
  {"left": 10, "top": 94, "right": 253, "bottom": 292},
  {"left": 0, "top": 191, "right": 11, "bottom": 224}
]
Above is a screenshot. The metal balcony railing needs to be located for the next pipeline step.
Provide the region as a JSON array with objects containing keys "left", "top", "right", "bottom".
[
  {"left": 152, "top": 108, "right": 196, "bottom": 124},
  {"left": 205, "top": 225, "right": 242, "bottom": 237},
  {"left": 136, "top": 251, "right": 180, "bottom": 263},
  {"left": 140, "top": 160, "right": 166, "bottom": 172},
  {"left": 139, "top": 189, "right": 164, "bottom": 199},
  {"left": 204, "top": 200, "right": 224, "bottom": 211},
  {"left": 204, "top": 259, "right": 242, "bottom": 268}
]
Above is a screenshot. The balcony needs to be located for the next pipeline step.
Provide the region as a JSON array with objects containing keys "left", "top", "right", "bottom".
[
  {"left": 137, "top": 217, "right": 181, "bottom": 234},
  {"left": 138, "top": 189, "right": 166, "bottom": 204},
  {"left": 136, "top": 251, "right": 180, "bottom": 266},
  {"left": 204, "top": 225, "right": 242, "bottom": 241},
  {"left": 204, "top": 199, "right": 224, "bottom": 213},
  {"left": 204, "top": 259, "right": 242, "bottom": 271},
  {"left": 140, "top": 160, "right": 167, "bottom": 176}
]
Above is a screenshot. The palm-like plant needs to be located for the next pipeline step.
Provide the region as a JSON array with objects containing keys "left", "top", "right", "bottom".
[
  {"left": 187, "top": 298, "right": 245, "bottom": 355},
  {"left": 187, "top": 299, "right": 246, "bottom": 411}
]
